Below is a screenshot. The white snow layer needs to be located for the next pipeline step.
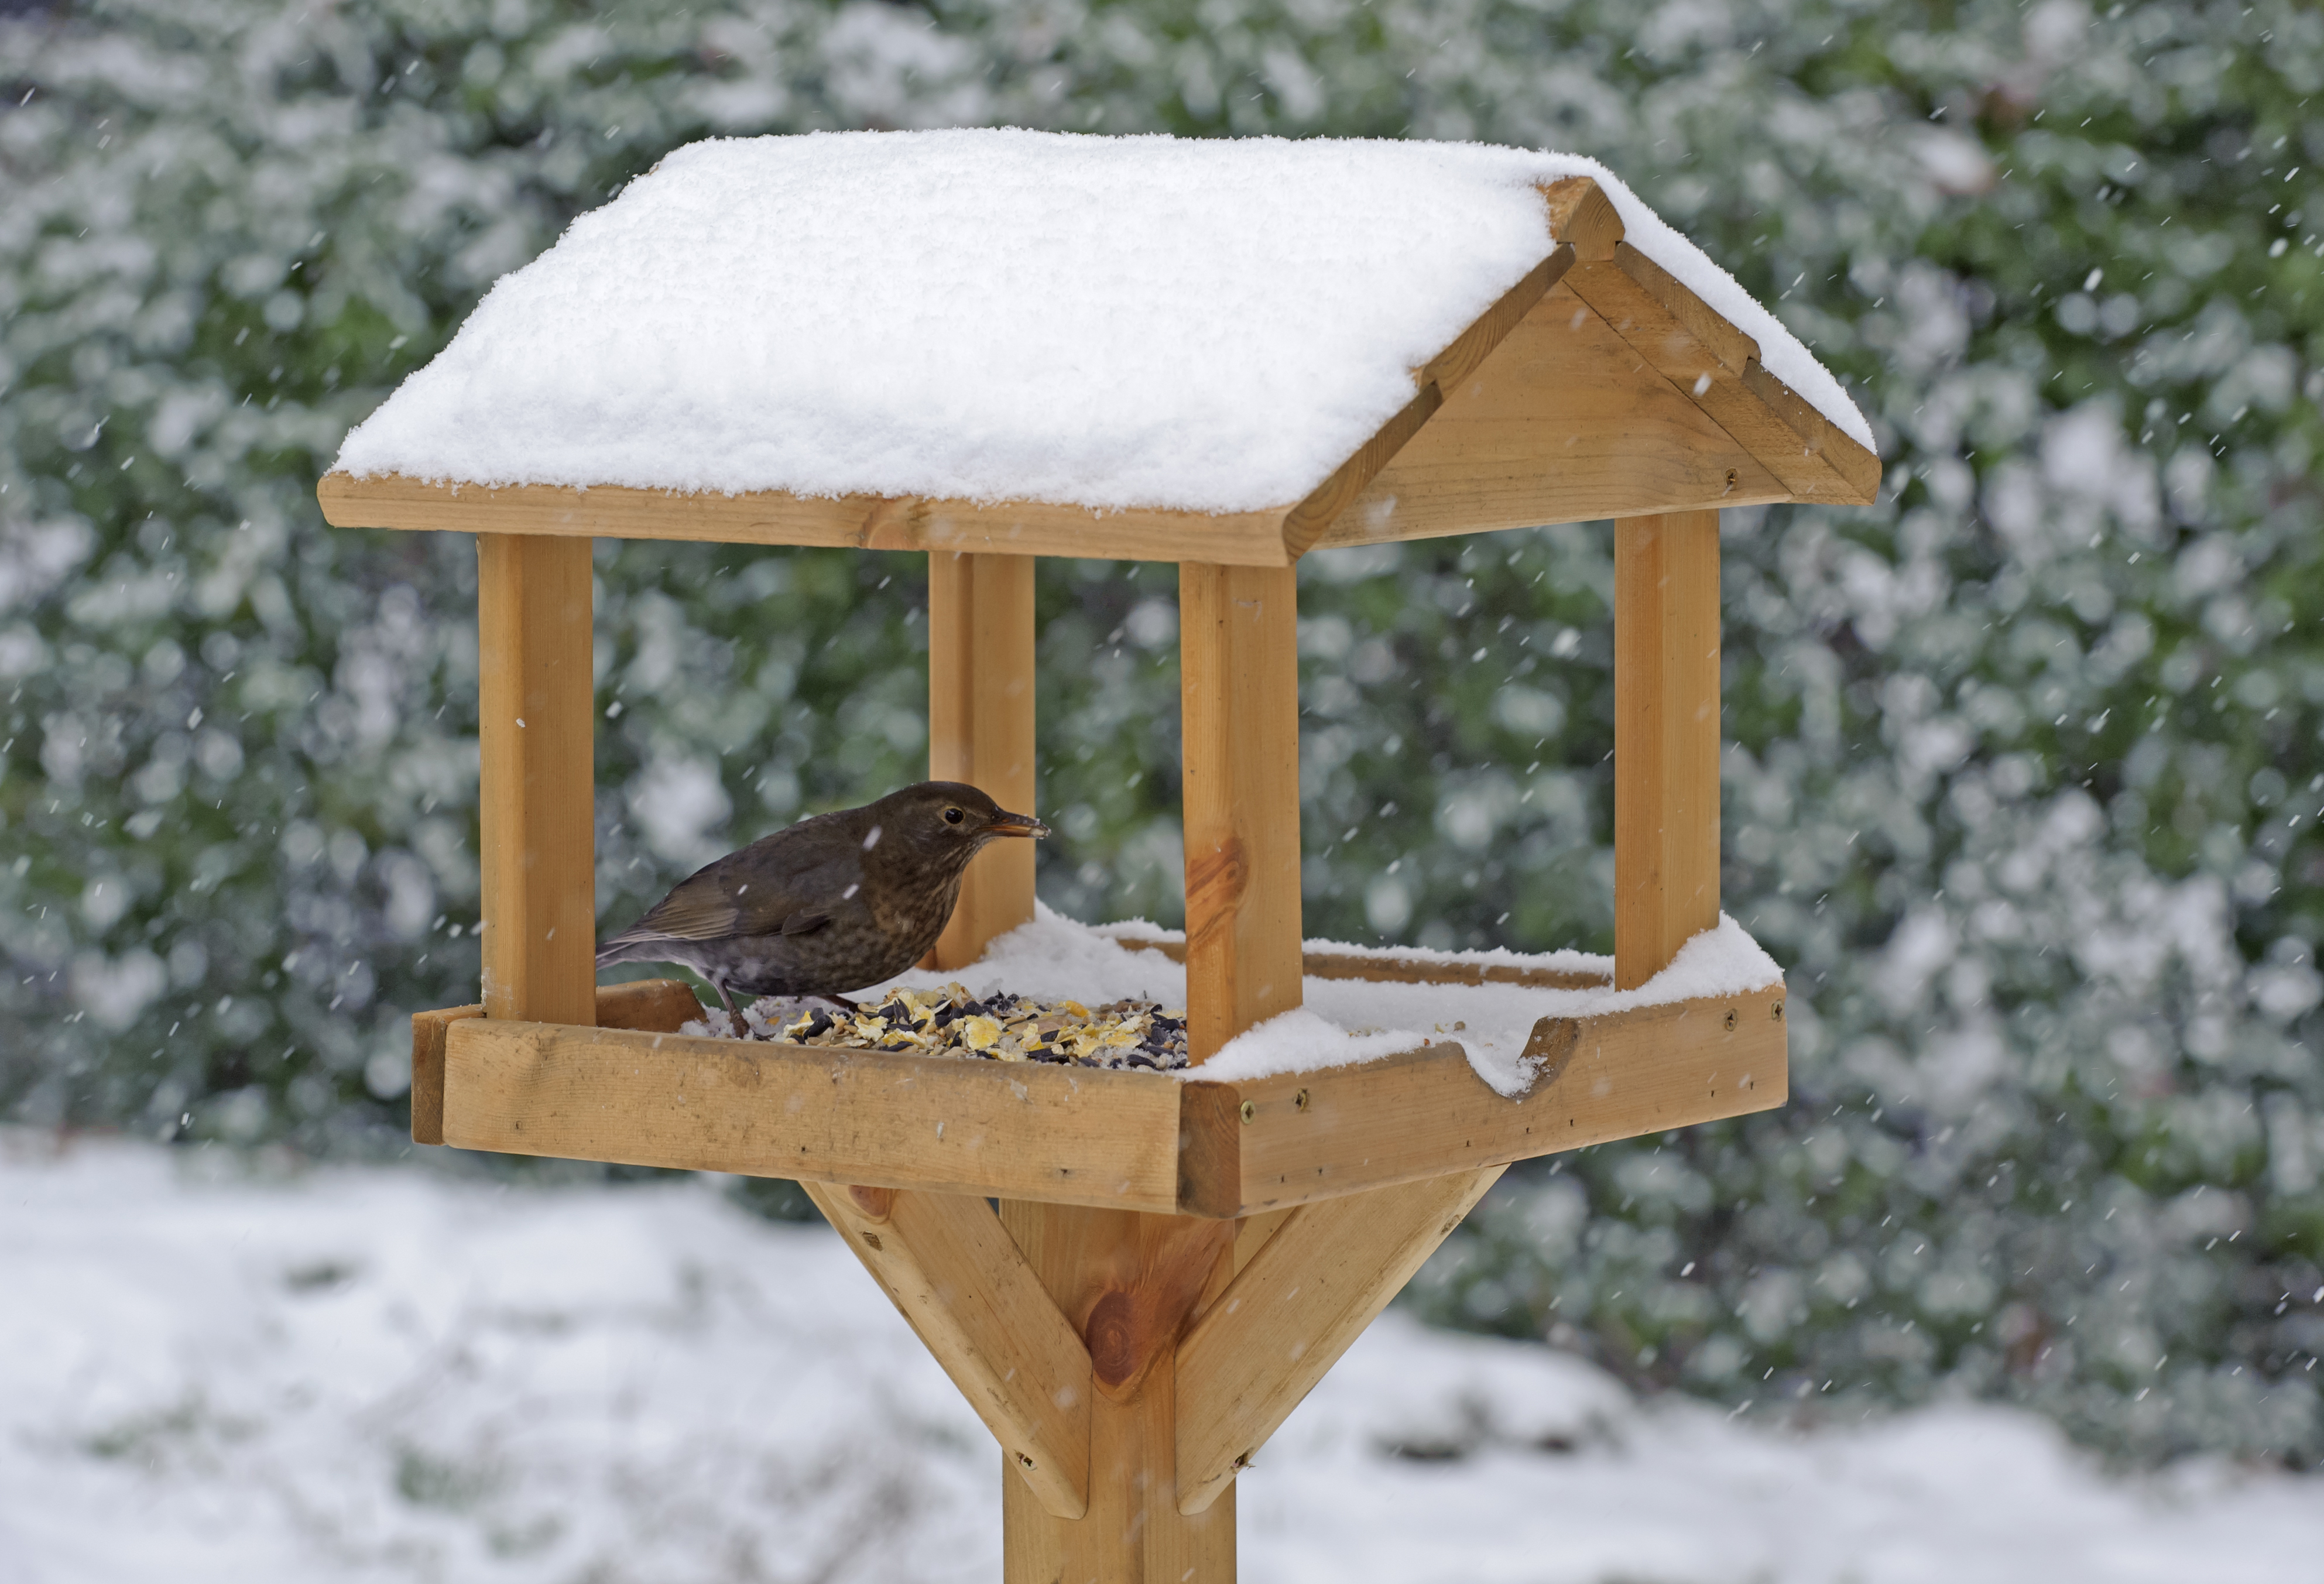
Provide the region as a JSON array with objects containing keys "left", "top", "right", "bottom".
[
  {"left": 5, "top": 1134, "right": 2317, "bottom": 1584},
  {"left": 333, "top": 129, "right": 1874, "bottom": 513},
  {"left": 828, "top": 904, "right": 1780, "bottom": 1096}
]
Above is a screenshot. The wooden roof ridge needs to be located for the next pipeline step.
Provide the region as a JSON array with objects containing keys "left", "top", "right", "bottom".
[{"left": 316, "top": 178, "right": 1877, "bottom": 561}]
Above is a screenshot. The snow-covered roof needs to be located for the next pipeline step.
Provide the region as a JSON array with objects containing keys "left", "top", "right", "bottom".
[{"left": 331, "top": 129, "right": 1873, "bottom": 522}]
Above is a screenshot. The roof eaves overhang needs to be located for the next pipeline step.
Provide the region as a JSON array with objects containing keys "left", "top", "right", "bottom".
[{"left": 317, "top": 470, "right": 1303, "bottom": 565}]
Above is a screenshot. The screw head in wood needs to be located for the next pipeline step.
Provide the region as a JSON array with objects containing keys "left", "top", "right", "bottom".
[
  {"left": 1239, "top": 1099, "right": 1256, "bottom": 1124},
  {"left": 1723, "top": 1009, "right": 1737, "bottom": 1031},
  {"left": 1773, "top": 1000, "right": 1785, "bottom": 1021},
  {"left": 1017, "top": 1452, "right": 1036, "bottom": 1470},
  {"left": 1724, "top": 467, "right": 1740, "bottom": 492},
  {"left": 1294, "top": 1088, "right": 1310, "bottom": 1112}
]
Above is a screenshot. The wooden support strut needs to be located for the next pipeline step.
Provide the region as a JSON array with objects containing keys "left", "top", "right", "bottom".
[
  {"left": 1614, "top": 510, "right": 1722, "bottom": 988},
  {"left": 928, "top": 551, "right": 1040, "bottom": 968},
  {"left": 476, "top": 533, "right": 597, "bottom": 1026},
  {"left": 804, "top": 1184, "right": 1095, "bottom": 1520},
  {"left": 1175, "top": 1167, "right": 1506, "bottom": 1514}
]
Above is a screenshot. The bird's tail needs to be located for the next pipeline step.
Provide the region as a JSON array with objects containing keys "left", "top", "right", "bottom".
[{"left": 595, "top": 931, "right": 684, "bottom": 971}]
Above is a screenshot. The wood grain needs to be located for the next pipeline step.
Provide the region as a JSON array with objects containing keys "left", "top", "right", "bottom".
[
  {"left": 1175, "top": 1167, "right": 1505, "bottom": 1514},
  {"left": 1277, "top": 247, "right": 1576, "bottom": 558},
  {"left": 1179, "top": 562, "right": 1305, "bottom": 1061},
  {"left": 476, "top": 533, "right": 597, "bottom": 1026},
  {"left": 437, "top": 1018, "right": 1189, "bottom": 1211},
  {"left": 1177, "top": 985, "right": 1789, "bottom": 1218},
  {"left": 1279, "top": 381, "right": 1442, "bottom": 559},
  {"left": 1538, "top": 175, "right": 1625, "bottom": 261},
  {"left": 928, "top": 551, "right": 1038, "bottom": 969},
  {"left": 1317, "top": 280, "right": 1788, "bottom": 551},
  {"left": 1614, "top": 510, "right": 1722, "bottom": 989},
  {"left": 806, "top": 1184, "right": 1093, "bottom": 1519},
  {"left": 1609, "top": 242, "right": 1759, "bottom": 373},
  {"left": 320, "top": 471, "right": 1295, "bottom": 567},
  {"left": 999, "top": 1202, "right": 1236, "bottom": 1583},
  {"left": 1742, "top": 358, "right": 1884, "bottom": 502},
  {"left": 410, "top": 978, "right": 701, "bottom": 1145},
  {"left": 1414, "top": 247, "right": 1575, "bottom": 394},
  {"left": 1565, "top": 248, "right": 1870, "bottom": 505}
]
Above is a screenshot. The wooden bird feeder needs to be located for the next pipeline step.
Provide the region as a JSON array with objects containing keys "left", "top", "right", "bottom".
[{"left": 318, "top": 133, "right": 1875, "bottom": 1581}]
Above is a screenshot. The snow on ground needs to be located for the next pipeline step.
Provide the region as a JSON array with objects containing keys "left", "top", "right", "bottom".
[
  {"left": 4, "top": 1132, "right": 2317, "bottom": 1584},
  {"left": 335, "top": 129, "right": 1871, "bottom": 512}
]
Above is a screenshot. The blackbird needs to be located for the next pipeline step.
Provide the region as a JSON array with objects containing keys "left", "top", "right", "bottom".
[{"left": 595, "top": 781, "right": 1048, "bottom": 1025}]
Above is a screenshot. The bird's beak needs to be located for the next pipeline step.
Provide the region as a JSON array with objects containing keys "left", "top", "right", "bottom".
[{"left": 988, "top": 810, "right": 1049, "bottom": 839}]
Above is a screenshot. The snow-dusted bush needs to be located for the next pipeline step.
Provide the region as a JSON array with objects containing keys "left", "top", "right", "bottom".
[{"left": 2, "top": 0, "right": 2319, "bottom": 1463}]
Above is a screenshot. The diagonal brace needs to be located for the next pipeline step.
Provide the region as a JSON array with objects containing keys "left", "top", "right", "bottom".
[
  {"left": 1174, "top": 1165, "right": 1506, "bottom": 1515},
  {"left": 806, "top": 1183, "right": 1094, "bottom": 1518}
]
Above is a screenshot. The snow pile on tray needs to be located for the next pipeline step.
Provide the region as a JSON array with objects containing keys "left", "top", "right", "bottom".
[
  {"left": 1242, "top": 927, "right": 1615, "bottom": 984},
  {"left": 1193, "top": 911, "right": 1782, "bottom": 1093},
  {"left": 838, "top": 904, "right": 1779, "bottom": 1096},
  {"left": 6, "top": 1133, "right": 2320, "bottom": 1584},
  {"left": 334, "top": 129, "right": 1871, "bottom": 513}
]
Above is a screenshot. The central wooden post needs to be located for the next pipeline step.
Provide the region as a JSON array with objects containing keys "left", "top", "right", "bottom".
[
  {"left": 928, "top": 551, "right": 1039, "bottom": 968},
  {"left": 1613, "top": 510, "right": 1722, "bottom": 989},
  {"left": 476, "top": 533, "right": 597, "bottom": 1025},
  {"left": 1000, "top": 1205, "right": 1238, "bottom": 1584}
]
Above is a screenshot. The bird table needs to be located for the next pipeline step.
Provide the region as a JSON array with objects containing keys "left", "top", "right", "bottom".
[{"left": 318, "top": 134, "right": 1877, "bottom": 1582}]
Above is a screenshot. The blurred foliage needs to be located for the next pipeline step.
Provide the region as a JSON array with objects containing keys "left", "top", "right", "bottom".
[{"left": 3, "top": 0, "right": 2322, "bottom": 1465}]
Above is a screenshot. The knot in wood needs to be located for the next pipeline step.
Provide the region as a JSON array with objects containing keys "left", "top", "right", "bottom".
[
  {"left": 1084, "top": 1290, "right": 1140, "bottom": 1390},
  {"left": 1184, "top": 836, "right": 1248, "bottom": 948}
]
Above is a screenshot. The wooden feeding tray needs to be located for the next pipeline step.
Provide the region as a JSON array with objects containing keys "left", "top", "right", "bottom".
[
  {"left": 321, "top": 134, "right": 1869, "bottom": 1581},
  {"left": 409, "top": 951, "right": 1786, "bottom": 1219}
]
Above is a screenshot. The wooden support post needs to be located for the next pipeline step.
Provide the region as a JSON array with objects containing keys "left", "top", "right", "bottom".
[
  {"left": 1178, "top": 563, "right": 1303, "bottom": 1061},
  {"left": 1000, "top": 1203, "right": 1238, "bottom": 1584},
  {"left": 477, "top": 533, "right": 597, "bottom": 1025},
  {"left": 1613, "top": 510, "right": 1722, "bottom": 990},
  {"left": 928, "top": 551, "right": 1038, "bottom": 969}
]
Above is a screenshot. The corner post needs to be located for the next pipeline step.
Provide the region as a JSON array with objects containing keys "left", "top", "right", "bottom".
[
  {"left": 1613, "top": 510, "right": 1722, "bottom": 989},
  {"left": 928, "top": 551, "right": 1038, "bottom": 968},
  {"left": 1177, "top": 561, "right": 1304, "bottom": 1060},
  {"left": 476, "top": 533, "right": 597, "bottom": 1026}
]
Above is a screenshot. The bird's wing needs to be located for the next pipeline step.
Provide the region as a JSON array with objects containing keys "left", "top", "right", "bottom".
[{"left": 608, "top": 821, "right": 855, "bottom": 945}]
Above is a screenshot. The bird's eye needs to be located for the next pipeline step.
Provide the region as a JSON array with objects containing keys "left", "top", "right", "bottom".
[{"left": 944, "top": 807, "right": 965, "bottom": 825}]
